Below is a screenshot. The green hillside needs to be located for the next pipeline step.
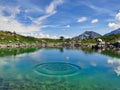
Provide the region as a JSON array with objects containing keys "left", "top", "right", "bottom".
[
  {"left": 101, "top": 33, "right": 120, "bottom": 43},
  {"left": 0, "top": 30, "right": 63, "bottom": 44},
  {"left": 0, "top": 30, "right": 119, "bottom": 45},
  {"left": 0, "top": 31, "right": 40, "bottom": 44},
  {"left": 80, "top": 33, "right": 120, "bottom": 44}
]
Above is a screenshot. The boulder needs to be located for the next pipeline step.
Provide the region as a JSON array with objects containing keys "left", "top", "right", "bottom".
[
  {"left": 113, "top": 41, "right": 120, "bottom": 48},
  {"left": 97, "top": 38, "right": 102, "bottom": 42}
]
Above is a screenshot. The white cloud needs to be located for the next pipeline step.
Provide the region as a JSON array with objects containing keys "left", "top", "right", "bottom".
[
  {"left": 20, "top": 32, "right": 57, "bottom": 39},
  {"left": 0, "top": 6, "right": 41, "bottom": 32},
  {"left": 91, "top": 19, "right": 99, "bottom": 24},
  {"left": 108, "top": 58, "right": 120, "bottom": 76},
  {"left": 0, "top": 13, "right": 41, "bottom": 32},
  {"left": 46, "top": 0, "right": 63, "bottom": 14},
  {"left": 80, "top": 1, "right": 114, "bottom": 16},
  {"left": 65, "top": 25, "right": 70, "bottom": 28},
  {"left": 0, "top": 6, "right": 20, "bottom": 19},
  {"left": 77, "top": 17, "right": 87, "bottom": 23},
  {"left": 0, "top": 14, "right": 58, "bottom": 39},
  {"left": 108, "top": 12, "right": 120, "bottom": 29},
  {"left": 33, "top": 11, "right": 56, "bottom": 25},
  {"left": 108, "top": 23, "right": 120, "bottom": 29},
  {"left": 115, "top": 12, "right": 120, "bottom": 22},
  {"left": 30, "top": 0, "right": 64, "bottom": 25},
  {"left": 20, "top": 32, "right": 72, "bottom": 39},
  {"left": 0, "top": 0, "right": 64, "bottom": 39}
]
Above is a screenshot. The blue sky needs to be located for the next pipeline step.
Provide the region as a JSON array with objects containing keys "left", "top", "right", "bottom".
[{"left": 0, "top": 0, "right": 120, "bottom": 38}]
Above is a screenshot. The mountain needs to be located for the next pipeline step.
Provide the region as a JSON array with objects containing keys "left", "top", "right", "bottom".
[
  {"left": 73, "top": 31, "right": 102, "bottom": 40},
  {"left": 105, "top": 28, "right": 120, "bottom": 36}
]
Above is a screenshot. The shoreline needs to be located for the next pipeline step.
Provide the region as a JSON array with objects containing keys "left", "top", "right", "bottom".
[{"left": 0, "top": 41, "right": 119, "bottom": 51}]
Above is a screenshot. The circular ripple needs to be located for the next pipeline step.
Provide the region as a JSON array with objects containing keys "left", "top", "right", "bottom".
[{"left": 34, "top": 62, "right": 81, "bottom": 77}]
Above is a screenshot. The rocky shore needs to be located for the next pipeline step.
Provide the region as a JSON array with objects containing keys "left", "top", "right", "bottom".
[
  {"left": 0, "top": 39, "right": 120, "bottom": 50},
  {"left": 92, "top": 40, "right": 120, "bottom": 50}
]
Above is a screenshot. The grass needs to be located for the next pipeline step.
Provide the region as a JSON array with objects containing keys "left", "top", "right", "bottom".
[
  {"left": 0, "top": 30, "right": 120, "bottom": 44},
  {"left": 0, "top": 31, "right": 40, "bottom": 44},
  {"left": 79, "top": 33, "right": 120, "bottom": 44},
  {"left": 0, "top": 30, "right": 63, "bottom": 44}
]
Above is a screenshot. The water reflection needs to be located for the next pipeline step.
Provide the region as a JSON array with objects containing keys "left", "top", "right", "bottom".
[
  {"left": 59, "top": 48, "right": 64, "bottom": 53},
  {"left": 101, "top": 50, "right": 120, "bottom": 58},
  {"left": 34, "top": 62, "right": 81, "bottom": 77},
  {"left": 0, "top": 48, "right": 39, "bottom": 57},
  {"left": 0, "top": 48, "right": 120, "bottom": 89},
  {"left": 108, "top": 58, "right": 120, "bottom": 76},
  {"left": 0, "top": 47, "right": 120, "bottom": 59}
]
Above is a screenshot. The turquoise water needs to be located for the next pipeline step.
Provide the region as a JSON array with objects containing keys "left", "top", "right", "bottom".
[{"left": 0, "top": 48, "right": 120, "bottom": 90}]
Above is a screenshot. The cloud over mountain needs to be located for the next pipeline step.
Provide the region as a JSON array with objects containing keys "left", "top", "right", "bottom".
[{"left": 108, "top": 12, "right": 120, "bottom": 29}]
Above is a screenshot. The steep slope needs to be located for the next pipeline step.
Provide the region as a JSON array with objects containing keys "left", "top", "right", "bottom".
[
  {"left": 105, "top": 28, "right": 120, "bottom": 36},
  {"left": 73, "top": 31, "right": 102, "bottom": 40}
]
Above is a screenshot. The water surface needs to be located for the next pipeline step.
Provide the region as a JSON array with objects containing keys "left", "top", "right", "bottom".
[{"left": 0, "top": 48, "right": 120, "bottom": 90}]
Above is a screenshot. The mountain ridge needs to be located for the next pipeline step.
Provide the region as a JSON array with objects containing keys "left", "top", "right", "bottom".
[
  {"left": 72, "top": 31, "right": 102, "bottom": 40},
  {"left": 105, "top": 28, "right": 120, "bottom": 36}
]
